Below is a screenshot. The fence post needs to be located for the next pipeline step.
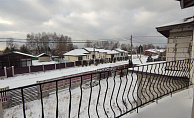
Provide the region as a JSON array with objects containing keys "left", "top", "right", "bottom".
[
  {"left": 74, "top": 61, "right": 76, "bottom": 67},
  {"left": 55, "top": 63, "right": 57, "bottom": 70},
  {"left": 4, "top": 67, "right": 7, "bottom": 78},
  {"left": 65, "top": 62, "right": 66, "bottom": 68},
  {"left": 12, "top": 66, "right": 14, "bottom": 76},
  {"left": 29, "top": 65, "right": 31, "bottom": 73},
  {"left": 0, "top": 100, "right": 2, "bottom": 118},
  {"left": 42, "top": 64, "right": 45, "bottom": 72}
]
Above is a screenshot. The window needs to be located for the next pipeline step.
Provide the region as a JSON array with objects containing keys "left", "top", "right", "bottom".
[{"left": 78, "top": 56, "right": 83, "bottom": 61}]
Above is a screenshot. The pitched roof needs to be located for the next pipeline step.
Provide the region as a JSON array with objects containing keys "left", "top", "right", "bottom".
[
  {"left": 12, "top": 51, "right": 35, "bottom": 58},
  {"left": 105, "top": 50, "right": 119, "bottom": 54},
  {"left": 156, "top": 16, "right": 194, "bottom": 37},
  {"left": 176, "top": 0, "right": 194, "bottom": 9},
  {"left": 83, "top": 48, "right": 99, "bottom": 52},
  {"left": 63, "top": 49, "right": 89, "bottom": 56},
  {"left": 115, "top": 48, "right": 128, "bottom": 53},
  {"left": 37, "top": 53, "right": 50, "bottom": 57},
  {"left": 95, "top": 49, "right": 107, "bottom": 53}
]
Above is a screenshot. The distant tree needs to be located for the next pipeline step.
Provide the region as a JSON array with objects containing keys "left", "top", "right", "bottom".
[
  {"left": 84, "top": 40, "right": 92, "bottom": 47},
  {"left": 3, "top": 47, "right": 11, "bottom": 53},
  {"left": 19, "top": 45, "right": 30, "bottom": 54}
]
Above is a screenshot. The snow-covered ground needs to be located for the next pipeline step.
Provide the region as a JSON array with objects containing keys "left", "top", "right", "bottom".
[
  {"left": 32, "top": 60, "right": 58, "bottom": 66},
  {"left": 0, "top": 55, "right": 157, "bottom": 89},
  {"left": 1, "top": 54, "right": 193, "bottom": 118},
  {"left": 122, "top": 87, "right": 193, "bottom": 118}
]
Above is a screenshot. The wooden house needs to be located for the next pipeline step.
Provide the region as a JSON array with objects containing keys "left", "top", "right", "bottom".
[
  {"left": 37, "top": 53, "right": 51, "bottom": 62},
  {"left": 0, "top": 51, "right": 35, "bottom": 69}
]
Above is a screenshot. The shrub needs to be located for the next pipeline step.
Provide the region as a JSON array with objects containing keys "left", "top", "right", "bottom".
[{"left": 146, "top": 54, "right": 154, "bottom": 62}]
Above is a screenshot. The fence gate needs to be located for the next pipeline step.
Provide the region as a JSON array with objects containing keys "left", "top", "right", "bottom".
[{"left": 10, "top": 86, "right": 38, "bottom": 107}]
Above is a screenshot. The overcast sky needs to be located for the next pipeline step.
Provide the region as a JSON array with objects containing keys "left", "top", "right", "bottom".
[{"left": 0, "top": 0, "right": 193, "bottom": 50}]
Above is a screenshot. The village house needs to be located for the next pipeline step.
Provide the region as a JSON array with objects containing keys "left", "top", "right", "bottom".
[
  {"left": 37, "top": 53, "right": 51, "bottom": 62},
  {"left": 83, "top": 48, "right": 100, "bottom": 60},
  {"left": 63, "top": 49, "right": 89, "bottom": 62},
  {"left": 156, "top": 16, "right": 194, "bottom": 61},
  {"left": 156, "top": 0, "right": 194, "bottom": 61},
  {"left": 115, "top": 48, "right": 128, "bottom": 60},
  {"left": 105, "top": 50, "right": 119, "bottom": 62},
  {"left": 0, "top": 51, "right": 35, "bottom": 69}
]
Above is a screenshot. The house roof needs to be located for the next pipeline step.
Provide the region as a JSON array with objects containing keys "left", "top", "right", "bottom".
[
  {"left": 176, "top": 0, "right": 194, "bottom": 9},
  {"left": 0, "top": 51, "right": 35, "bottom": 58},
  {"left": 145, "top": 49, "right": 165, "bottom": 54},
  {"left": 63, "top": 49, "right": 89, "bottom": 56},
  {"left": 105, "top": 50, "right": 119, "bottom": 54},
  {"left": 37, "top": 53, "right": 50, "bottom": 57},
  {"left": 156, "top": 16, "right": 194, "bottom": 38},
  {"left": 95, "top": 49, "right": 107, "bottom": 53},
  {"left": 115, "top": 48, "right": 128, "bottom": 53},
  {"left": 83, "top": 48, "right": 99, "bottom": 52}
]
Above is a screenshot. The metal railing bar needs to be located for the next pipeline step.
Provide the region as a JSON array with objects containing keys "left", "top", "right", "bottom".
[
  {"left": 110, "top": 71, "right": 116, "bottom": 117},
  {"left": 96, "top": 72, "right": 101, "bottom": 118},
  {"left": 88, "top": 74, "right": 92, "bottom": 118},
  {"left": 68, "top": 78, "right": 71, "bottom": 118},
  {"left": 21, "top": 88, "right": 26, "bottom": 118},
  {"left": 56, "top": 81, "right": 58, "bottom": 118},
  {"left": 116, "top": 69, "right": 122, "bottom": 115},
  {"left": 103, "top": 71, "right": 109, "bottom": 118},
  {"left": 78, "top": 75, "right": 83, "bottom": 118},
  {"left": 40, "top": 84, "right": 44, "bottom": 118}
]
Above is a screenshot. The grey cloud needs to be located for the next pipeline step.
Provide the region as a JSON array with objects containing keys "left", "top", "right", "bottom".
[{"left": 0, "top": 0, "right": 193, "bottom": 50}]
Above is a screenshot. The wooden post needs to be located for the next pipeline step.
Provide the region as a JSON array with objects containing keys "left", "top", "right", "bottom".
[
  {"left": 4, "top": 67, "right": 7, "bottom": 78},
  {"left": 12, "top": 66, "right": 14, "bottom": 76},
  {"left": 55, "top": 63, "right": 57, "bottom": 70},
  {"left": 131, "top": 35, "right": 133, "bottom": 61},
  {"left": 29, "top": 65, "right": 31, "bottom": 73},
  {"left": 0, "top": 100, "right": 3, "bottom": 118},
  {"left": 42, "top": 64, "right": 45, "bottom": 72}
]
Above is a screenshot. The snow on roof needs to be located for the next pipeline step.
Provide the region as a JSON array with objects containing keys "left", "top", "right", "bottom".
[
  {"left": 105, "top": 50, "right": 119, "bottom": 54},
  {"left": 95, "top": 49, "right": 107, "bottom": 53},
  {"left": 63, "top": 49, "right": 89, "bottom": 56},
  {"left": 145, "top": 49, "right": 165, "bottom": 53},
  {"left": 157, "top": 16, "right": 194, "bottom": 28},
  {"left": 115, "top": 48, "right": 128, "bottom": 53},
  {"left": 37, "top": 53, "right": 50, "bottom": 57},
  {"left": 83, "top": 48, "right": 99, "bottom": 52},
  {"left": 13, "top": 51, "right": 35, "bottom": 58}
]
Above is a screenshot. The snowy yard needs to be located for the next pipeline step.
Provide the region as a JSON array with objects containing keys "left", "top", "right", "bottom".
[{"left": 4, "top": 54, "right": 190, "bottom": 118}]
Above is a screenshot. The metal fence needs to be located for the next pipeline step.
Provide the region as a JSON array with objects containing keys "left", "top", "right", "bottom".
[{"left": 0, "top": 59, "right": 192, "bottom": 118}]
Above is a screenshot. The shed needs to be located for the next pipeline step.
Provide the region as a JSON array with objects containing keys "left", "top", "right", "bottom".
[
  {"left": 0, "top": 51, "right": 35, "bottom": 69},
  {"left": 37, "top": 53, "right": 50, "bottom": 62}
]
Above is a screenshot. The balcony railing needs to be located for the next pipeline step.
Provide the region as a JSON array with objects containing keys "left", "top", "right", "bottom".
[{"left": 0, "top": 59, "right": 192, "bottom": 118}]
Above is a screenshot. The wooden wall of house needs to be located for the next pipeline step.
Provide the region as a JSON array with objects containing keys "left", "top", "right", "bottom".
[{"left": 166, "top": 30, "right": 193, "bottom": 61}]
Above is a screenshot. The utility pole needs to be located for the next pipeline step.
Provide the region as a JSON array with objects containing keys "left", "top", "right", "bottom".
[{"left": 131, "top": 35, "right": 132, "bottom": 61}]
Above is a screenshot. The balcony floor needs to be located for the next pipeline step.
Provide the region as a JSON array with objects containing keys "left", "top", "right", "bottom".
[{"left": 122, "top": 87, "right": 193, "bottom": 118}]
